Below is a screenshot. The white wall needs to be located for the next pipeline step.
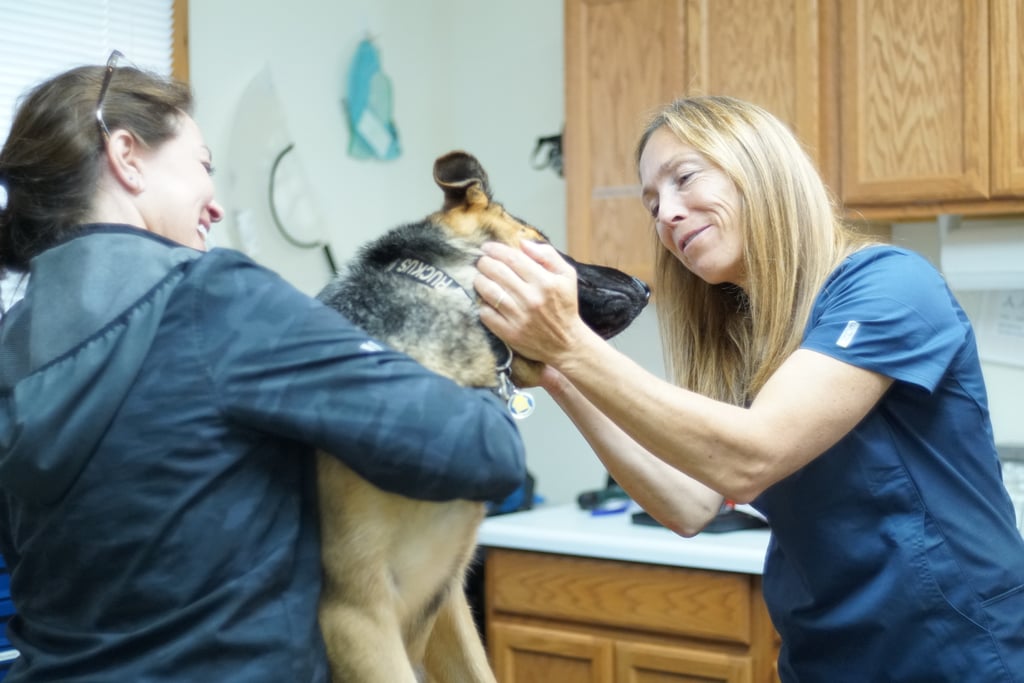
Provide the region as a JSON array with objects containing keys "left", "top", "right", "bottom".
[
  {"left": 188, "top": 0, "right": 668, "bottom": 505},
  {"left": 891, "top": 220, "right": 1024, "bottom": 448}
]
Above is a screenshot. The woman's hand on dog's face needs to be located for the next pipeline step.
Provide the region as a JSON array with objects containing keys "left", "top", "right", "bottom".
[{"left": 475, "top": 240, "right": 590, "bottom": 368}]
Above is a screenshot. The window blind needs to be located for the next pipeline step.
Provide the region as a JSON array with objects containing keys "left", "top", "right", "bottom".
[{"left": 0, "top": 0, "right": 174, "bottom": 146}]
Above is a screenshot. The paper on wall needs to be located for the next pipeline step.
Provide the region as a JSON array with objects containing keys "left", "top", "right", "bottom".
[{"left": 976, "top": 290, "right": 1024, "bottom": 368}]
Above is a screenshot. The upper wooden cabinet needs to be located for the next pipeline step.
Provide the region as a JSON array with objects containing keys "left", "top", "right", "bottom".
[
  {"left": 683, "top": 0, "right": 835, "bottom": 178},
  {"left": 565, "top": 0, "right": 1024, "bottom": 277},
  {"left": 564, "top": 0, "right": 834, "bottom": 285},
  {"left": 991, "top": 0, "right": 1024, "bottom": 196},
  {"left": 840, "top": 0, "right": 989, "bottom": 205},
  {"left": 564, "top": 0, "right": 687, "bottom": 288},
  {"left": 840, "top": 0, "right": 1024, "bottom": 218}
]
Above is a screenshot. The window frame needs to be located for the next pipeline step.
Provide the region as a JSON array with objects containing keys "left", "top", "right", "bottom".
[{"left": 172, "top": 0, "right": 189, "bottom": 81}]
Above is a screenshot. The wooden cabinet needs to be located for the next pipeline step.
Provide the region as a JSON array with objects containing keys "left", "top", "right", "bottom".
[
  {"left": 840, "top": 0, "right": 989, "bottom": 206},
  {"left": 564, "top": 0, "right": 686, "bottom": 289},
  {"left": 840, "top": 0, "right": 1024, "bottom": 219},
  {"left": 683, "top": 0, "right": 835, "bottom": 178},
  {"left": 484, "top": 549, "right": 779, "bottom": 683},
  {"left": 564, "top": 0, "right": 1024, "bottom": 275},
  {"left": 992, "top": 0, "right": 1024, "bottom": 196},
  {"left": 564, "top": 0, "right": 835, "bottom": 286}
]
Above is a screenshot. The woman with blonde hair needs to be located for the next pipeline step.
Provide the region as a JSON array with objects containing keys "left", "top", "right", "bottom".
[{"left": 476, "top": 95, "right": 1024, "bottom": 681}]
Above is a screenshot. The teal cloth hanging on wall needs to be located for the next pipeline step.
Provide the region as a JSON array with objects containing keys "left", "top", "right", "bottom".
[{"left": 343, "top": 38, "right": 401, "bottom": 161}]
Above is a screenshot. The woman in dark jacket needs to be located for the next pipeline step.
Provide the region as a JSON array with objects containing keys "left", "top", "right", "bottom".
[{"left": 0, "top": 53, "right": 525, "bottom": 682}]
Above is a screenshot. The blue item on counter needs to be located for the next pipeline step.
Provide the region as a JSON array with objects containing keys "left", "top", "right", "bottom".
[{"left": 487, "top": 471, "right": 541, "bottom": 516}]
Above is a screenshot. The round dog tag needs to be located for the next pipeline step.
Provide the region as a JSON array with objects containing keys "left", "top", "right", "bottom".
[{"left": 507, "top": 390, "right": 535, "bottom": 420}]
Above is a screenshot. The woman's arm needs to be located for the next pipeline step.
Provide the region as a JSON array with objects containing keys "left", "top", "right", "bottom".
[
  {"left": 542, "top": 366, "right": 724, "bottom": 536},
  {"left": 199, "top": 251, "right": 528, "bottom": 503},
  {"left": 476, "top": 241, "right": 892, "bottom": 504}
]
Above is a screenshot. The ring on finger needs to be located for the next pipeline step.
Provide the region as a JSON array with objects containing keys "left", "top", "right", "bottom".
[{"left": 494, "top": 290, "right": 507, "bottom": 312}]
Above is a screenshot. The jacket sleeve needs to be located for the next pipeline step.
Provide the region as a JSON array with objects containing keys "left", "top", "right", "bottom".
[{"left": 189, "top": 251, "right": 526, "bottom": 503}]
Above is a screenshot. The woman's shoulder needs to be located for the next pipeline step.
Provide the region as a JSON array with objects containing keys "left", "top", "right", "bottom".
[
  {"left": 810, "top": 243, "right": 964, "bottom": 332},
  {"left": 824, "top": 244, "right": 944, "bottom": 294},
  {"left": 843, "top": 243, "right": 936, "bottom": 273}
]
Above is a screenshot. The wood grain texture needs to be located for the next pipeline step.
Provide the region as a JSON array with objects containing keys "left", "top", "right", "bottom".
[
  {"left": 172, "top": 0, "right": 189, "bottom": 82},
  {"left": 616, "top": 640, "right": 754, "bottom": 682},
  {"left": 491, "top": 622, "right": 616, "bottom": 683},
  {"left": 685, "top": 0, "right": 829, "bottom": 174},
  {"left": 565, "top": 0, "right": 834, "bottom": 287},
  {"left": 991, "top": 0, "right": 1024, "bottom": 196},
  {"left": 485, "top": 549, "right": 781, "bottom": 683},
  {"left": 488, "top": 550, "right": 754, "bottom": 644},
  {"left": 840, "top": 0, "right": 989, "bottom": 203},
  {"left": 565, "top": 0, "right": 686, "bottom": 287}
]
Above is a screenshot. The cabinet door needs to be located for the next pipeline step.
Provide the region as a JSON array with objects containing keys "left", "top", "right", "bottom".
[
  {"left": 840, "top": 0, "right": 989, "bottom": 204},
  {"left": 617, "top": 640, "right": 753, "bottom": 683},
  {"left": 490, "top": 622, "right": 614, "bottom": 683},
  {"left": 683, "top": 0, "right": 836, "bottom": 184},
  {"left": 564, "top": 0, "right": 686, "bottom": 287},
  {"left": 992, "top": 0, "right": 1024, "bottom": 196}
]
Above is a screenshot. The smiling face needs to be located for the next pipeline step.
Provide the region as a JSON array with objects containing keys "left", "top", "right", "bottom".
[
  {"left": 134, "top": 114, "right": 223, "bottom": 250},
  {"left": 639, "top": 126, "right": 746, "bottom": 289}
]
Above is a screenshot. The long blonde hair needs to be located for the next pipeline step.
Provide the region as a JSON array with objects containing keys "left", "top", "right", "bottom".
[{"left": 636, "top": 96, "right": 875, "bottom": 405}]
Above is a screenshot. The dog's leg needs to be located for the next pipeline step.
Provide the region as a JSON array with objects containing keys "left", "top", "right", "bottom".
[
  {"left": 422, "top": 583, "right": 497, "bottom": 683},
  {"left": 320, "top": 600, "right": 420, "bottom": 683}
]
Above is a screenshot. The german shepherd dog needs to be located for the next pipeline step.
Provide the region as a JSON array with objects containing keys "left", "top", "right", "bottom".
[{"left": 314, "top": 151, "right": 650, "bottom": 682}]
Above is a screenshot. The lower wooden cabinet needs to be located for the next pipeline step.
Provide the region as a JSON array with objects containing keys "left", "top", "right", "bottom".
[
  {"left": 484, "top": 549, "right": 780, "bottom": 683},
  {"left": 489, "top": 623, "right": 614, "bottom": 683}
]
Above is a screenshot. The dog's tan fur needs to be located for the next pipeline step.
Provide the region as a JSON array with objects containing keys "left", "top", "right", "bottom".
[
  {"left": 316, "top": 463, "right": 489, "bottom": 682},
  {"left": 314, "top": 151, "right": 648, "bottom": 682}
]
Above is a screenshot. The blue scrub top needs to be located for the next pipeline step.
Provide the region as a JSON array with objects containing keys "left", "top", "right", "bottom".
[{"left": 753, "top": 246, "right": 1024, "bottom": 682}]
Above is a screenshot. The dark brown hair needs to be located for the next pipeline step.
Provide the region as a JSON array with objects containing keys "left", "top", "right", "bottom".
[{"left": 0, "top": 61, "right": 193, "bottom": 269}]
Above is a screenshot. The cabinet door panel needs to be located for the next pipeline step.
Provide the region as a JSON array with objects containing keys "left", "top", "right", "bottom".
[
  {"left": 992, "top": 0, "right": 1024, "bottom": 195},
  {"left": 565, "top": 0, "right": 686, "bottom": 285},
  {"left": 684, "top": 0, "right": 832, "bottom": 176},
  {"left": 490, "top": 622, "right": 614, "bottom": 683},
  {"left": 488, "top": 550, "right": 755, "bottom": 645},
  {"left": 617, "top": 640, "right": 753, "bottom": 683},
  {"left": 840, "top": 0, "right": 989, "bottom": 203}
]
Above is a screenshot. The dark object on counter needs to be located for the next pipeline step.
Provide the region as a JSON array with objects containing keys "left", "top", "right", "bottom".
[
  {"left": 577, "top": 483, "right": 629, "bottom": 511},
  {"left": 631, "top": 508, "right": 769, "bottom": 533}
]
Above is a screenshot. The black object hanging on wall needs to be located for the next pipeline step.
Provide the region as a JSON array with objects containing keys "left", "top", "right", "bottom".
[{"left": 531, "top": 130, "right": 563, "bottom": 177}]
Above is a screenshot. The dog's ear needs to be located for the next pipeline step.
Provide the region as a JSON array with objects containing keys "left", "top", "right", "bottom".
[{"left": 434, "top": 151, "right": 493, "bottom": 211}]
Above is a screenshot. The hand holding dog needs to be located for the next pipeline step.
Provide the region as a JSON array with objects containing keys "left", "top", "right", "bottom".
[{"left": 476, "top": 240, "right": 596, "bottom": 380}]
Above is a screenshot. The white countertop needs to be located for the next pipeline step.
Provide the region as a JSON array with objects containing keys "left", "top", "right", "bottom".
[{"left": 478, "top": 503, "right": 771, "bottom": 574}]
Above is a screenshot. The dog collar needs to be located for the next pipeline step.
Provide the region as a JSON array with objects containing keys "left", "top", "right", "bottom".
[
  {"left": 386, "top": 257, "right": 534, "bottom": 419},
  {"left": 493, "top": 341, "right": 535, "bottom": 420},
  {"left": 385, "top": 257, "right": 474, "bottom": 300}
]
